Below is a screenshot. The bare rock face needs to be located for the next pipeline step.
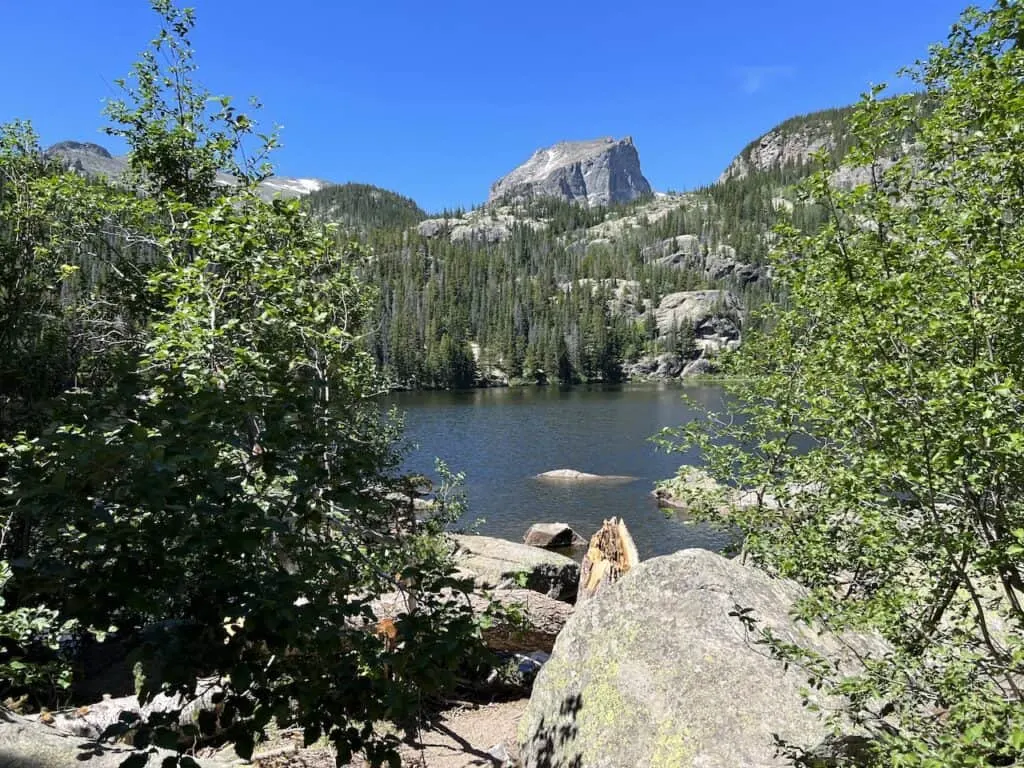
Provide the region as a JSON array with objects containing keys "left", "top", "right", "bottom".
[
  {"left": 489, "top": 137, "right": 652, "bottom": 207},
  {"left": 654, "top": 289, "right": 742, "bottom": 340},
  {"left": 718, "top": 125, "right": 836, "bottom": 184},
  {"left": 642, "top": 236, "right": 769, "bottom": 287},
  {"left": 416, "top": 205, "right": 549, "bottom": 244}
]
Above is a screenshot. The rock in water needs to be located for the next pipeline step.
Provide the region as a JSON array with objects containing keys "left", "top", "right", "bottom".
[
  {"left": 524, "top": 523, "right": 583, "bottom": 548},
  {"left": 489, "top": 137, "right": 652, "bottom": 207},
  {"left": 519, "top": 548, "right": 884, "bottom": 768},
  {"left": 534, "top": 469, "right": 636, "bottom": 483}
]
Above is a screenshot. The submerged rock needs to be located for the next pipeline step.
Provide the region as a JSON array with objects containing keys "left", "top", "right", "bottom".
[{"left": 534, "top": 469, "right": 636, "bottom": 483}]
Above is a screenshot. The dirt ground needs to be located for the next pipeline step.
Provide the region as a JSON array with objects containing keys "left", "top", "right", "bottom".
[{"left": 210, "top": 698, "right": 529, "bottom": 768}]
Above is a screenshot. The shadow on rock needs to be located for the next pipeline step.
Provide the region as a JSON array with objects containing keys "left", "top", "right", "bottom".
[{"left": 520, "top": 693, "right": 583, "bottom": 768}]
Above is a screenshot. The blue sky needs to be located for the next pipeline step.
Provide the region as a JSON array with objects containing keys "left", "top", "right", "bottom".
[{"left": 2, "top": 1, "right": 969, "bottom": 212}]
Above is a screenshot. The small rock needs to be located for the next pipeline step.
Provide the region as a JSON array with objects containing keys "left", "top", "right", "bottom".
[
  {"left": 486, "top": 741, "right": 513, "bottom": 766},
  {"left": 523, "top": 522, "right": 583, "bottom": 549}
]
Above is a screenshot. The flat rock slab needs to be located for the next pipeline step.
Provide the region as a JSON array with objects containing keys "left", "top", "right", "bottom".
[
  {"left": 372, "top": 587, "right": 573, "bottom": 654},
  {"left": 452, "top": 534, "right": 579, "bottom": 602}
]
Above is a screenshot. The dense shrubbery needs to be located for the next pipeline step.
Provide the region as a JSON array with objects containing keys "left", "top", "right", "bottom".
[
  {"left": 668, "top": 3, "right": 1024, "bottom": 765},
  {"left": 0, "top": 3, "right": 487, "bottom": 765}
]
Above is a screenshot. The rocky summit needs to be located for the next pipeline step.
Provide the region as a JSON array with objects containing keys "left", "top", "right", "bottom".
[{"left": 489, "top": 136, "right": 652, "bottom": 207}]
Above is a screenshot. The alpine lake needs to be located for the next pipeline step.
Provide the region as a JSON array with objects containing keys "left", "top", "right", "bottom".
[{"left": 384, "top": 382, "right": 734, "bottom": 559}]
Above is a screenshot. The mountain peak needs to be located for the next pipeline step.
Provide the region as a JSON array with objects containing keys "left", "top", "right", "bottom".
[
  {"left": 489, "top": 136, "right": 652, "bottom": 207},
  {"left": 46, "top": 140, "right": 113, "bottom": 159}
]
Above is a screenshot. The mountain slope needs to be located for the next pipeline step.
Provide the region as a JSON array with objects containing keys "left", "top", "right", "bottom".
[
  {"left": 716, "top": 105, "right": 858, "bottom": 184},
  {"left": 304, "top": 183, "right": 427, "bottom": 232}
]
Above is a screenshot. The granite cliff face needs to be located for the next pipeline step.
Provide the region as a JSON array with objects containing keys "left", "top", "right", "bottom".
[
  {"left": 716, "top": 101, "right": 918, "bottom": 188},
  {"left": 716, "top": 121, "right": 840, "bottom": 183},
  {"left": 45, "top": 141, "right": 330, "bottom": 201},
  {"left": 489, "top": 136, "right": 652, "bottom": 207}
]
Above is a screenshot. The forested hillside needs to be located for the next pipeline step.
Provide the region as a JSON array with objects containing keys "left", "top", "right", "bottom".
[
  {"left": 312, "top": 163, "right": 837, "bottom": 389},
  {"left": 308, "top": 94, "right": 929, "bottom": 390},
  {"left": 304, "top": 181, "right": 427, "bottom": 232},
  {"left": 0, "top": 7, "right": 493, "bottom": 763}
]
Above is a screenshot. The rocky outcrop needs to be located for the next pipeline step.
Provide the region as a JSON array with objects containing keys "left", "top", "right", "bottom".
[
  {"left": 715, "top": 102, "right": 915, "bottom": 189},
  {"left": 680, "top": 356, "right": 719, "bottom": 377},
  {"left": 624, "top": 354, "right": 686, "bottom": 380},
  {"left": 655, "top": 289, "right": 742, "bottom": 342},
  {"left": 524, "top": 523, "right": 584, "bottom": 549},
  {"left": 416, "top": 206, "right": 549, "bottom": 244},
  {"left": 451, "top": 534, "right": 580, "bottom": 602},
  {"left": 654, "top": 465, "right": 751, "bottom": 513},
  {"left": 489, "top": 137, "right": 652, "bottom": 207},
  {"left": 519, "top": 548, "right": 885, "bottom": 768},
  {"left": 642, "top": 236, "right": 769, "bottom": 287},
  {"left": 718, "top": 123, "right": 838, "bottom": 184},
  {"left": 558, "top": 279, "right": 650, "bottom": 320}
]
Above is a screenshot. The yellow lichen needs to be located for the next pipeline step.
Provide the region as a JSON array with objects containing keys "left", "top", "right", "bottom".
[{"left": 651, "top": 723, "right": 696, "bottom": 768}]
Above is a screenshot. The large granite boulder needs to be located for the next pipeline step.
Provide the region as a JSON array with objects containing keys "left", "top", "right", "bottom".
[
  {"left": 451, "top": 534, "right": 580, "bottom": 602},
  {"left": 489, "top": 137, "right": 652, "bottom": 207},
  {"left": 519, "top": 548, "right": 882, "bottom": 768}
]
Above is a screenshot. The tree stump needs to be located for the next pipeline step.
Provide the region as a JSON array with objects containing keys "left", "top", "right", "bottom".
[{"left": 577, "top": 518, "right": 640, "bottom": 603}]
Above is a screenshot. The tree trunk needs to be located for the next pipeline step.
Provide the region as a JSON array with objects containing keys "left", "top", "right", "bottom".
[{"left": 577, "top": 518, "right": 640, "bottom": 603}]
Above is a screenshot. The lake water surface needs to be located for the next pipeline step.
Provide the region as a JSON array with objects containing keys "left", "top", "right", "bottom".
[{"left": 385, "top": 383, "right": 733, "bottom": 559}]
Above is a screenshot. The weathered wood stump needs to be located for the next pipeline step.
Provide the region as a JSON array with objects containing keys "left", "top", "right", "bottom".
[{"left": 577, "top": 517, "right": 640, "bottom": 603}]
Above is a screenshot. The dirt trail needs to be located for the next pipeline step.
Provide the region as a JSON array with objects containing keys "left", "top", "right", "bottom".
[{"left": 213, "top": 699, "right": 528, "bottom": 768}]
